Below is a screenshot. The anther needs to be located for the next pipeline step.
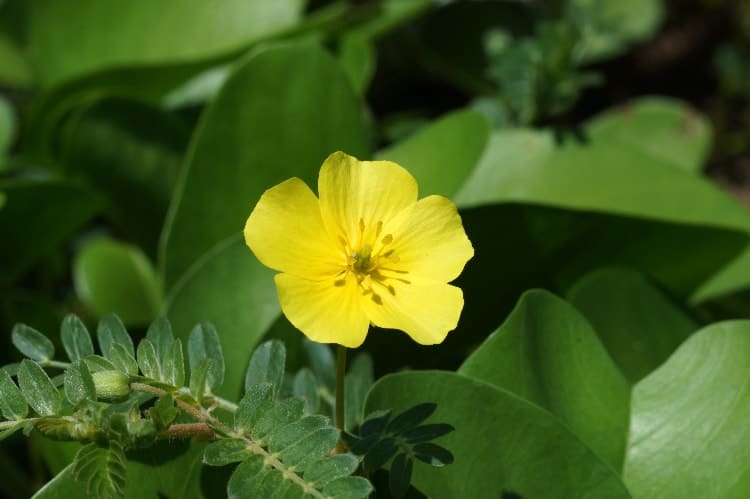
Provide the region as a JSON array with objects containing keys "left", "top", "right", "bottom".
[{"left": 381, "top": 234, "right": 393, "bottom": 245}]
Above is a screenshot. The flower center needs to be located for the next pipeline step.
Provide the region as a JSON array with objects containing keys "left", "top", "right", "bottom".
[{"left": 334, "top": 218, "right": 409, "bottom": 304}]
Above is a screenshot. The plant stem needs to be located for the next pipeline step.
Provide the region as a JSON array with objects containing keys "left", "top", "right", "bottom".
[
  {"left": 41, "top": 360, "right": 70, "bottom": 370},
  {"left": 335, "top": 345, "right": 347, "bottom": 452},
  {"left": 157, "top": 423, "right": 215, "bottom": 441}
]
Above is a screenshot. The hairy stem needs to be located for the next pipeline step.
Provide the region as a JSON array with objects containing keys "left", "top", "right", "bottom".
[{"left": 157, "top": 423, "right": 215, "bottom": 441}]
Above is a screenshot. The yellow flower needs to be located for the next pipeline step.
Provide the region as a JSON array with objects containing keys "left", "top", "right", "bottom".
[{"left": 243, "top": 151, "right": 474, "bottom": 348}]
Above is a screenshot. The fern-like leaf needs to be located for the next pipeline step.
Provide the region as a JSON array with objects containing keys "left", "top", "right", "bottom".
[{"left": 72, "top": 440, "right": 127, "bottom": 499}]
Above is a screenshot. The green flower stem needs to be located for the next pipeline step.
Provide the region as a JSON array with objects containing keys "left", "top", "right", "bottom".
[
  {"left": 40, "top": 360, "right": 71, "bottom": 370},
  {"left": 211, "top": 394, "right": 238, "bottom": 413},
  {"left": 336, "top": 345, "right": 347, "bottom": 452}
]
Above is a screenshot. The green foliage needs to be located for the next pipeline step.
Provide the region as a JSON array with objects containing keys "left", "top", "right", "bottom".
[
  {"left": 567, "top": 267, "right": 696, "bottom": 382},
  {"left": 623, "top": 321, "right": 750, "bottom": 497},
  {"left": 187, "top": 322, "right": 225, "bottom": 390},
  {"left": 202, "top": 340, "right": 372, "bottom": 499},
  {"left": 1, "top": 316, "right": 372, "bottom": 498},
  {"left": 346, "top": 404, "right": 453, "bottom": 498},
  {"left": 459, "top": 290, "right": 630, "bottom": 469},
  {"left": 12, "top": 324, "right": 55, "bottom": 362},
  {"left": 0, "top": 368, "right": 27, "bottom": 420},
  {"left": 72, "top": 238, "right": 162, "bottom": 326},
  {"left": 60, "top": 315, "right": 94, "bottom": 362},
  {"left": 72, "top": 441, "right": 126, "bottom": 499},
  {"left": 3, "top": 1, "right": 750, "bottom": 498},
  {"left": 365, "top": 370, "right": 630, "bottom": 499}
]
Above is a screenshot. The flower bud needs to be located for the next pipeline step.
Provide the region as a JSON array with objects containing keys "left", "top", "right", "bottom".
[{"left": 91, "top": 370, "right": 130, "bottom": 400}]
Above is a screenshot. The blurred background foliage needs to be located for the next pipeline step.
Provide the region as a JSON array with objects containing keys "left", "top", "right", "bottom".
[{"left": 2, "top": 0, "right": 750, "bottom": 497}]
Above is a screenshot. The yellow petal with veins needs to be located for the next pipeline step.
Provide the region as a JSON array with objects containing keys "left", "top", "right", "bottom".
[
  {"left": 388, "top": 194, "right": 474, "bottom": 284},
  {"left": 275, "top": 273, "right": 370, "bottom": 348},
  {"left": 364, "top": 281, "right": 464, "bottom": 345},
  {"left": 318, "top": 151, "right": 417, "bottom": 244},
  {"left": 244, "top": 178, "right": 341, "bottom": 279}
]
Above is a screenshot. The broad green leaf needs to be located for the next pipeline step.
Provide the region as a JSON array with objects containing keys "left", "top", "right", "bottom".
[
  {"left": 203, "top": 438, "right": 251, "bottom": 466},
  {"left": 365, "top": 371, "right": 631, "bottom": 499},
  {"left": 73, "top": 238, "right": 162, "bottom": 327},
  {"left": 235, "top": 383, "right": 275, "bottom": 435},
  {"left": 163, "top": 339, "right": 185, "bottom": 387},
  {"left": 0, "top": 180, "right": 100, "bottom": 284},
  {"left": 17, "top": 360, "right": 62, "bottom": 416},
  {"left": 166, "top": 237, "right": 279, "bottom": 398},
  {"left": 585, "top": 98, "right": 710, "bottom": 173},
  {"left": 377, "top": 109, "right": 490, "bottom": 197},
  {"left": 160, "top": 43, "right": 370, "bottom": 288},
  {"left": 97, "top": 314, "right": 134, "bottom": 359},
  {"left": 451, "top": 99, "right": 750, "bottom": 297},
  {"left": 187, "top": 322, "right": 225, "bottom": 389},
  {"left": 0, "top": 368, "right": 27, "bottom": 420},
  {"left": 63, "top": 360, "right": 95, "bottom": 405},
  {"left": 454, "top": 121, "right": 748, "bottom": 233},
  {"left": 567, "top": 267, "right": 697, "bottom": 382},
  {"left": 12, "top": 324, "right": 55, "bottom": 362},
  {"left": 59, "top": 98, "right": 187, "bottom": 253},
  {"left": 27, "top": 1, "right": 306, "bottom": 87},
  {"left": 136, "top": 339, "right": 160, "bottom": 381},
  {"left": 459, "top": 289, "right": 630, "bottom": 469},
  {"left": 60, "top": 315, "right": 94, "bottom": 362},
  {"left": 623, "top": 321, "right": 750, "bottom": 498},
  {"left": 244, "top": 340, "right": 286, "bottom": 395},
  {"left": 693, "top": 249, "right": 750, "bottom": 303}
]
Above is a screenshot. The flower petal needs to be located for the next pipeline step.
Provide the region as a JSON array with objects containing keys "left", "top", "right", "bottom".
[
  {"left": 275, "top": 273, "right": 370, "bottom": 348},
  {"left": 318, "top": 151, "right": 418, "bottom": 243},
  {"left": 364, "top": 281, "right": 464, "bottom": 345},
  {"left": 244, "top": 178, "right": 341, "bottom": 279},
  {"left": 388, "top": 195, "right": 474, "bottom": 283}
]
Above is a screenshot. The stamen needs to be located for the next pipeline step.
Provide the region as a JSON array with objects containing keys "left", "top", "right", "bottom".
[
  {"left": 333, "top": 279, "right": 346, "bottom": 287},
  {"left": 381, "top": 234, "right": 393, "bottom": 246},
  {"left": 375, "top": 221, "right": 383, "bottom": 238},
  {"left": 359, "top": 218, "right": 365, "bottom": 233}
]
